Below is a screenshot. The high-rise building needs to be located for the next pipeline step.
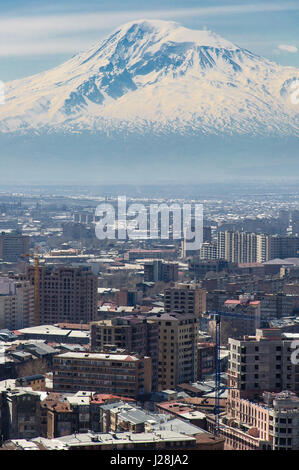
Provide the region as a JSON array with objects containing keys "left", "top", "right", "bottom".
[
  {"left": 0, "top": 276, "right": 34, "bottom": 329},
  {"left": 164, "top": 283, "right": 206, "bottom": 317},
  {"left": 188, "top": 259, "right": 228, "bottom": 279},
  {"left": 256, "top": 234, "right": 271, "bottom": 263},
  {"left": 217, "top": 231, "right": 299, "bottom": 264},
  {"left": 143, "top": 260, "right": 178, "bottom": 283},
  {"left": 217, "top": 231, "right": 257, "bottom": 263},
  {"left": 269, "top": 235, "right": 299, "bottom": 259},
  {"left": 90, "top": 315, "right": 159, "bottom": 391},
  {"left": 216, "top": 329, "right": 299, "bottom": 450},
  {"left": 228, "top": 329, "right": 299, "bottom": 404},
  {"left": 25, "top": 265, "right": 97, "bottom": 325},
  {"left": 200, "top": 242, "right": 218, "bottom": 260},
  {"left": 0, "top": 231, "right": 29, "bottom": 262},
  {"left": 147, "top": 312, "right": 199, "bottom": 390}
]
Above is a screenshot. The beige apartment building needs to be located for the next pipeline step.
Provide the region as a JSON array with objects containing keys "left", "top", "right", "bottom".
[
  {"left": 164, "top": 283, "right": 206, "bottom": 317},
  {"left": 0, "top": 277, "right": 34, "bottom": 329},
  {"left": 147, "top": 312, "right": 199, "bottom": 391},
  {"left": 228, "top": 329, "right": 299, "bottom": 403},
  {"left": 205, "top": 329, "right": 299, "bottom": 449}
]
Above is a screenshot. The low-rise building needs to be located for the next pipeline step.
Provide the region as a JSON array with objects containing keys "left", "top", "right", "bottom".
[{"left": 53, "top": 351, "right": 152, "bottom": 398}]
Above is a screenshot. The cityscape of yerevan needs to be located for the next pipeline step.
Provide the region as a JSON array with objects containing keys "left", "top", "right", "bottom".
[{"left": 0, "top": 0, "right": 298, "bottom": 459}]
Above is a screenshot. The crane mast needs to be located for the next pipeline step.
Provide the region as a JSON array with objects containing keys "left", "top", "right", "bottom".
[{"left": 33, "top": 246, "right": 39, "bottom": 326}]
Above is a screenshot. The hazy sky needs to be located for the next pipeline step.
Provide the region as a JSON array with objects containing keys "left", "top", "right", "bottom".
[{"left": 0, "top": 0, "right": 298, "bottom": 82}]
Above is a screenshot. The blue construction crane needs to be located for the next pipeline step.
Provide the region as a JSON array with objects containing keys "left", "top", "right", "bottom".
[{"left": 207, "top": 310, "right": 255, "bottom": 437}]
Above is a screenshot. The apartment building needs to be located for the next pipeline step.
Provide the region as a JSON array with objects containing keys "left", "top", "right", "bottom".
[
  {"left": 222, "top": 390, "right": 299, "bottom": 450},
  {"left": 217, "top": 231, "right": 258, "bottom": 264},
  {"left": 147, "top": 312, "right": 199, "bottom": 391},
  {"left": 217, "top": 231, "right": 299, "bottom": 264},
  {"left": 208, "top": 296, "right": 261, "bottom": 345},
  {"left": 164, "top": 283, "right": 206, "bottom": 317},
  {"left": 30, "top": 430, "right": 198, "bottom": 450},
  {"left": 228, "top": 329, "right": 299, "bottom": 405},
  {"left": 197, "top": 342, "right": 216, "bottom": 380},
  {"left": 1, "top": 389, "right": 41, "bottom": 440},
  {"left": 90, "top": 316, "right": 159, "bottom": 391},
  {"left": 207, "top": 329, "right": 299, "bottom": 449},
  {"left": 0, "top": 277, "right": 34, "bottom": 329},
  {"left": 256, "top": 292, "right": 294, "bottom": 320},
  {"left": 25, "top": 265, "right": 97, "bottom": 325},
  {"left": 0, "top": 231, "right": 29, "bottom": 262},
  {"left": 53, "top": 351, "right": 152, "bottom": 399},
  {"left": 270, "top": 235, "right": 299, "bottom": 260},
  {"left": 143, "top": 260, "right": 178, "bottom": 283}
]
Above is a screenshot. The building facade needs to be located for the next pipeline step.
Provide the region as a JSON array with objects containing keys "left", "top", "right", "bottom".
[
  {"left": 53, "top": 351, "right": 152, "bottom": 398},
  {"left": 164, "top": 283, "right": 206, "bottom": 317},
  {"left": 147, "top": 312, "right": 199, "bottom": 391},
  {"left": 25, "top": 265, "right": 97, "bottom": 325}
]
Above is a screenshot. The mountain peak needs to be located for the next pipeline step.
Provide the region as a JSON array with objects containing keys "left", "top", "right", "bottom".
[
  {"left": 1, "top": 20, "right": 298, "bottom": 137},
  {"left": 110, "top": 18, "right": 237, "bottom": 50}
]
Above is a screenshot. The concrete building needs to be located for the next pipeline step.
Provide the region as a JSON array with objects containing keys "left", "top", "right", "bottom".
[
  {"left": 0, "top": 231, "right": 29, "bottom": 262},
  {"left": 147, "top": 312, "right": 199, "bottom": 391},
  {"left": 99, "top": 400, "right": 224, "bottom": 450},
  {"left": 53, "top": 351, "right": 152, "bottom": 398},
  {"left": 16, "top": 324, "right": 90, "bottom": 345},
  {"left": 228, "top": 329, "right": 299, "bottom": 404},
  {"left": 197, "top": 342, "right": 216, "bottom": 380},
  {"left": 205, "top": 329, "right": 299, "bottom": 449},
  {"left": 269, "top": 236, "right": 299, "bottom": 260},
  {"left": 114, "top": 288, "right": 142, "bottom": 307},
  {"left": 209, "top": 296, "right": 261, "bottom": 345},
  {"left": 200, "top": 242, "right": 218, "bottom": 260},
  {"left": 217, "top": 231, "right": 258, "bottom": 264},
  {"left": 256, "top": 292, "right": 295, "bottom": 320},
  {"left": 25, "top": 265, "right": 97, "bottom": 325},
  {"left": 31, "top": 429, "right": 198, "bottom": 450},
  {"left": 164, "top": 283, "right": 206, "bottom": 317},
  {"left": 143, "top": 260, "right": 178, "bottom": 283},
  {"left": 222, "top": 390, "right": 299, "bottom": 450},
  {"left": 90, "top": 316, "right": 159, "bottom": 391},
  {"left": 0, "top": 277, "right": 34, "bottom": 329},
  {"left": 1, "top": 389, "right": 41, "bottom": 440},
  {"left": 218, "top": 231, "right": 299, "bottom": 264},
  {"left": 188, "top": 259, "right": 228, "bottom": 279}
]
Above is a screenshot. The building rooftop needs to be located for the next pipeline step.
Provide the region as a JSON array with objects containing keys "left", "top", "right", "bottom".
[
  {"left": 55, "top": 351, "right": 142, "bottom": 361},
  {"left": 45, "top": 430, "right": 195, "bottom": 448}
]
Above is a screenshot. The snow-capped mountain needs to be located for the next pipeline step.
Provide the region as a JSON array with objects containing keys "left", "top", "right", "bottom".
[{"left": 1, "top": 19, "right": 298, "bottom": 136}]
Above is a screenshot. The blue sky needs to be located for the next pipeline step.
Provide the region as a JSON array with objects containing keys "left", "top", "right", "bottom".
[{"left": 0, "top": 0, "right": 298, "bottom": 81}]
